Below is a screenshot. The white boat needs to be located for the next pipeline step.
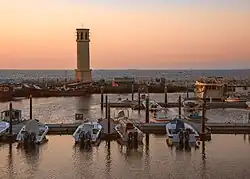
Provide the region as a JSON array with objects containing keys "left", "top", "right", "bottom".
[
  {"left": 166, "top": 118, "right": 200, "bottom": 147},
  {"left": 183, "top": 100, "right": 201, "bottom": 112},
  {"left": 114, "top": 110, "right": 144, "bottom": 145},
  {"left": 16, "top": 119, "right": 49, "bottom": 145},
  {"left": 150, "top": 109, "right": 169, "bottom": 123},
  {"left": 247, "top": 101, "right": 250, "bottom": 109},
  {"left": 142, "top": 100, "right": 162, "bottom": 111},
  {"left": 0, "top": 121, "right": 10, "bottom": 136},
  {"left": 1, "top": 109, "right": 25, "bottom": 124},
  {"left": 73, "top": 121, "right": 102, "bottom": 144},
  {"left": 225, "top": 95, "right": 247, "bottom": 102}
]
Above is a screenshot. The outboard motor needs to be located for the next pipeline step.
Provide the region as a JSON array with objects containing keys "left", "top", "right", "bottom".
[
  {"left": 80, "top": 131, "right": 91, "bottom": 149},
  {"left": 184, "top": 130, "right": 190, "bottom": 149},
  {"left": 178, "top": 130, "right": 184, "bottom": 149},
  {"left": 127, "top": 132, "right": 133, "bottom": 149},
  {"left": 133, "top": 132, "right": 138, "bottom": 149}
]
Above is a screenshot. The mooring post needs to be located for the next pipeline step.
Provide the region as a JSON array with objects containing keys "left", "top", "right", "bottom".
[
  {"left": 201, "top": 97, "right": 207, "bottom": 141},
  {"left": 138, "top": 89, "right": 141, "bottom": 112},
  {"left": 164, "top": 85, "right": 168, "bottom": 107},
  {"left": 9, "top": 102, "right": 13, "bottom": 135},
  {"left": 178, "top": 95, "right": 181, "bottom": 118},
  {"left": 107, "top": 102, "right": 111, "bottom": 136},
  {"left": 29, "top": 95, "right": 32, "bottom": 120},
  {"left": 145, "top": 96, "right": 149, "bottom": 123},
  {"left": 101, "top": 86, "right": 104, "bottom": 111},
  {"left": 131, "top": 83, "right": 134, "bottom": 101},
  {"left": 105, "top": 95, "right": 108, "bottom": 119}
]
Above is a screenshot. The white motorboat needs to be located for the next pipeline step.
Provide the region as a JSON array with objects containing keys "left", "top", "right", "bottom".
[
  {"left": 247, "top": 101, "right": 250, "bottom": 109},
  {"left": 166, "top": 118, "right": 200, "bottom": 147},
  {"left": 142, "top": 100, "right": 162, "bottom": 111},
  {"left": 225, "top": 95, "right": 247, "bottom": 102},
  {"left": 16, "top": 119, "right": 49, "bottom": 145},
  {"left": 150, "top": 109, "right": 169, "bottom": 123},
  {"left": 1, "top": 109, "right": 25, "bottom": 124},
  {"left": 114, "top": 110, "right": 144, "bottom": 146},
  {"left": 0, "top": 121, "right": 10, "bottom": 136},
  {"left": 73, "top": 121, "right": 103, "bottom": 144},
  {"left": 183, "top": 100, "right": 201, "bottom": 112}
]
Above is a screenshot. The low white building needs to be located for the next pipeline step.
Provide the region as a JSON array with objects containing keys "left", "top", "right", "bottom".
[{"left": 233, "top": 85, "right": 250, "bottom": 96}]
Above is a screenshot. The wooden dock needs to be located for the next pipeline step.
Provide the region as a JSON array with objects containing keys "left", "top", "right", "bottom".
[
  {"left": 2, "top": 120, "right": 250, "bottom": 143},
  {"left": 102, "top": 101, "right": 248, "bottom": 109}
]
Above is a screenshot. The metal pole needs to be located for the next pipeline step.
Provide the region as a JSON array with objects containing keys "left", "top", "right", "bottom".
[
  {"left": 164, "top": 85, "right": 168, "bottom": 106},
  {"left": 29, "top": 95, "right": 32, "bottom": 120},
  {"left": 132, "top": 83, "right": 134, "bottom": 101},
  {"left": 105, "top": 95, "right": 108, "bottom": 119},
  {"left": 178, "top": 95, "right": 181, "bottom": 118},
  {"left": 145, "top": 96, "right": 149, "bottom": 123},
  {"left": 9, "top": 102, "right": 13, "bottom": 135},
  {"left": 101, "top": 86, "right": 104, "bottom": 111}
]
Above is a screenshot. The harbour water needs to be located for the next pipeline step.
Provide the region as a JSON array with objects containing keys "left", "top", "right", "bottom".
[
  {"left": 1, "top": 93, "right": 250, "bottom": 179},
  {"left": 0, "top": 135, "right": 250, "bottom": 179}
]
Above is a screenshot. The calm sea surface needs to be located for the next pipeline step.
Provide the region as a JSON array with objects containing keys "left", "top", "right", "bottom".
[
  {"left": 0, "top": 69, "right": 250, "bottom": 82},
  {"left": 0, "top": 93, "right": 250, "bottom": 179}
]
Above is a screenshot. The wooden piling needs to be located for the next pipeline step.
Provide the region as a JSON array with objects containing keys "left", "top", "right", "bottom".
[
  {"left": 138, "top": 90, "right": 141, "bottom": 112},
  {"left": 101, "top": 86, "right": 104, "bottom": 111},
  {"left": 201, "top": 96, "right": 207, "bottom": 139},
  {"left": 145, "top": 96, "right": 149, "bottom": 123},
  {"left": 248, "top": 112, "right": 250, "bottom": 123},
  {"left": 29, "top": 95, "right": 32, "bottom": 120},
  {"left": 164, "top": 85, "right": 168, "bottom": 106},
  {"left": 105, "top": 95, "right": 108, "bottom": 119},
  {"left": 178, "top": 95, "right": 181, "bottom": 118},
  {"left": 9, "top": 102, "right": 13, "bottom": 135},
  {"left": 131, "top": 83, "right": 134, "bottom": 101},
  {"left": 107, "top": 103, "right": 111, "bottom": 136},
  {"left": 186, "top": 83, "right": 189, "bottom": 99}
]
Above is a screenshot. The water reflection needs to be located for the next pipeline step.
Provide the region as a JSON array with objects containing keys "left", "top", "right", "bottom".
[
  {"left": 105, "top": 141, "right": 111, "bottom": 179},
  {"left": 77, "top": 96, "right": 92, "bottom": 118},
  {"left": 7, "top": 144, "right": 14, "bottom": 179},
  {"left": 72, "top": 143, "right": 94, "bottom": 178}
]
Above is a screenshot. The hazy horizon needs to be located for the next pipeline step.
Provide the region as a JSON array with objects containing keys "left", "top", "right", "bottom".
[{"left": 1, "top": 0, "right": 250, "bottom": 69}]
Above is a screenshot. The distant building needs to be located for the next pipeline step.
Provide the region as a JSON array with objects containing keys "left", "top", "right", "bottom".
[
  {"left": 194, "top": 76, "right": 227, "bottom": 100},
  {"left": 75, "top": 28, "right": 92, "bottom": 83},
  {"left": 113, "top": 77, "right": 135, "bottom": 86}
]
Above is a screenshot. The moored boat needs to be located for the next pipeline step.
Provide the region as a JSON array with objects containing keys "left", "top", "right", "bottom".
[
  {"left": 247, "top": 101, "right": 250, "bottom": 109},
  {"left": 73, "top": 121, "right": 102, "bottom": 145},
  {"left": 1, "top": 109, "right": 25, "bottom": 124},
  {"left": 166, "top": 117, "right": 200, "bottom": 148},
  {"left": 0, "top": 121, "right": 10, "bottom": 136},
  {"left": 150, "top": 109, "right": 169, "bottom": 123},
  {"left": 114, "top": 110, "right": 144, "bottom": 147},
  {"left": 142, "top": 100, "right": 162, "bottom": 112},
  {"left": 16, "top": 119, "right": 49, "bottom": 145},
  {"left": 225, "top": 95, "right": 247, "bottom": 102}
]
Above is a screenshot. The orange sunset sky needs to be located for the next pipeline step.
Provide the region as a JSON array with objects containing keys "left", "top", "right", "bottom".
[{"left": 0, "top": 0, "right": 250, "bottom": 69}]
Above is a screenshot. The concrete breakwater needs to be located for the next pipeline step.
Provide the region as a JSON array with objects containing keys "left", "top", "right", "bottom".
[{"left": 0, "top": 84, "right": 190, "bottom": 101}]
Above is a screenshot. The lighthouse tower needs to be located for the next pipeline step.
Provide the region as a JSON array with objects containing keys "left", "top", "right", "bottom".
[{"left": 75, "top": 28, "right": 92, "bottom": 83}]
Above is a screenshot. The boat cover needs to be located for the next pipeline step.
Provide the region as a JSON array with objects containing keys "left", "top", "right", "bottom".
[{"left": 25, "top": 119, "right": 40, "bottom": 134}]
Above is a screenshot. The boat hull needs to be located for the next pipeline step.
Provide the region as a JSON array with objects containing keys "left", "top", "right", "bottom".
[
  {"left": 73, "top": 122, "right": 102, "bottom": 144},
  {"left": 16, "top": 125, "right": 49, "bottom": 145}
]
